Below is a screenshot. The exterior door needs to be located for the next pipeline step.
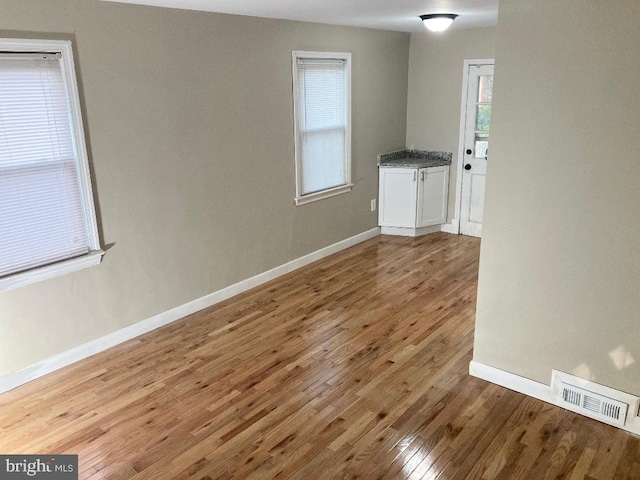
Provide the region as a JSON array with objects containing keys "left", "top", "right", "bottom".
[{"left": 460, "top": 63, "right": 494, "bottom": 237}]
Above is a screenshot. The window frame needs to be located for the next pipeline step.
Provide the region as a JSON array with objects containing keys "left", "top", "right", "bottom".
[
  {"left": 291, "top": 50, "right": 353, "bottom": 206},
  {"left": 0, "top": 38, "right": 103, "bottom": 292}
]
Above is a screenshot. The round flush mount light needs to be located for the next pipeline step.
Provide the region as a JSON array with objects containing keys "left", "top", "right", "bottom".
[{"left": 419, "top": 14, "right": 458, "bottom": 32}]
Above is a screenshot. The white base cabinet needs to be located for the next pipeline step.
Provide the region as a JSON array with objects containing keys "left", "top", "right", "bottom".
[{"left": 378, "top": 166, "right": 449, "bottom": 236}]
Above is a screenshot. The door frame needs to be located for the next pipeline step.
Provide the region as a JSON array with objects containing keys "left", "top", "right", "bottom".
[{"left": 445, "top": 58, "right": 495, "bottom": 234}]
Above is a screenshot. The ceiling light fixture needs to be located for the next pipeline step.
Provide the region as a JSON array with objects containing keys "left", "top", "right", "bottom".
[{"left": 420, "top": 14, "right": 458, "bottom": 32}]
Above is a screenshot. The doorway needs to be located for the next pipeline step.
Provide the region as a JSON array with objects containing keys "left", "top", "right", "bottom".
[{"left": 455, "top": 60, "right": 494, "bottom": 238}]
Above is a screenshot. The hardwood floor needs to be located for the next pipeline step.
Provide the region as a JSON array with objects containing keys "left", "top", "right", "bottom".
[{"left": 1, "top": 232, "right": 639, "bottom": 479}]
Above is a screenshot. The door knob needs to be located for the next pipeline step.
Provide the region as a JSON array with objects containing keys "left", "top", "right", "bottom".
[
  {"left": 466, "top": 149, "right": 472, "bottom": 155},
  {"left": 464, "top": 164, "right": 472, "bottom": 170}
]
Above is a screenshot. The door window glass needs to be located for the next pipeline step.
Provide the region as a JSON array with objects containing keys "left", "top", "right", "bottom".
[{"left": 474, "top": 75, "right": 493, "bottom": 158}]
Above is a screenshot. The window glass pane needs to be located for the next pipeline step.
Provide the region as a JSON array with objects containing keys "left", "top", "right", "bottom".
[
  {"left": 0, "top": 162, "right": 87, "bottom": 276},
  {"left": 301, "top": 129, "right": 345, "bottom": 194},
  {"left": 470, "top": 73, "right": 493, "bottom": 160},
  {"left": 476, "top": 104, "right": 491, "bottom": 132},
  {"left": 475, "top": 133, "right": 489, "bottom": 158},
  {"left": 299, "top": 68, "right": 345, "bottom": 132},
  {"left": 478, "top": 75, "right": 493, "bottom": 103}
]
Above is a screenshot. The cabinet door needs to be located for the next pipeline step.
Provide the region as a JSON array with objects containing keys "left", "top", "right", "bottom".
[
  {"left": 378, "top": 168, "right": 417, "bottom": 227},
  {"left": 416, "top": 166, "right": 449, "bottom": 227}
]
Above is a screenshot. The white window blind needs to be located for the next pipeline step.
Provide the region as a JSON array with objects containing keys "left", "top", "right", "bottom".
[
  {"left": 0, "top": 49, "right": 95, "bottom": 280},
  {"left": 293, "top": 52, "right": 351, "bottom": 205}
]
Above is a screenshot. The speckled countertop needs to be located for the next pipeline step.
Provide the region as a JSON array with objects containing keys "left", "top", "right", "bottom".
[{"left": 377, "top": 149, "right": 452, "bottom": 168}]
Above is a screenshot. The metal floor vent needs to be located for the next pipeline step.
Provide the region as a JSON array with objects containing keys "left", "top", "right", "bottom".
[{"left": 560, "top": 382, "right": 628, "bottom": 427}]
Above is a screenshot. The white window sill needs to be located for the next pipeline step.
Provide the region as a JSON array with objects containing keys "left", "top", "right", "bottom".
[
  {"left": 0, "top": 250, "right": 105, "bottom": 292},
  {"left": 295, "top": 184, "right": 353, "bottom": 206}
]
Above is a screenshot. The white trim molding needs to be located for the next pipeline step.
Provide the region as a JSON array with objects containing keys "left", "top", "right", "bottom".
[
  {"left": 0, "top": 227, "right": 380, "bottom": 395},
  {"left": 380, "top": 225, "right": 441, "bottom": 237},
  {"left": 469, "top": 360, "right": 554, "bottom": 403},
  {"left": 0, "top": 250, "right": 105, "bottom": 292},
  {"left": 440, "top": 219, "right": 460, "bottom": 234},
  {"left": 469, "top": 360, "right": 640, "bottom": 436},
  {"left": 294, "top": 183, "right": 353, "bottom": 206}
]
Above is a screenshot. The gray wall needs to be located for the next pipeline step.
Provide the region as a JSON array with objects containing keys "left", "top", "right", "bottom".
[
  {"left": 474, "top": 0, "right": 640, "bottom": 394},
  {"left": 406, "top": 27, "right": 496, "bottom": 222},
  {"left": 0, "top": 0, "right": 410, "bottom": 376}
]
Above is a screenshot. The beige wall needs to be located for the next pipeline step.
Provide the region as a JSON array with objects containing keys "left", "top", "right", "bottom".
[
  {"left": 0, "top": 0, "right": 410, "bottom": 376},
  {"left": 474, "top": 0, "right": 640, "bottom": 394},
  {"left": 406, "top": 27, "right": 496, "bottom": 222}
]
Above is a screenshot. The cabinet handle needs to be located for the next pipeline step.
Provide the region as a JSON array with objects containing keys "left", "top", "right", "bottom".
[
  {"left": 420, "top": 171, "right": 424, "bottom": 182},
  {"left": 413, "top": 170, "right": 417, "bottom": 182}
]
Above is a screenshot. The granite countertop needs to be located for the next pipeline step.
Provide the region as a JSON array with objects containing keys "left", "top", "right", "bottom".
[{"left": 377, "top": 149, "right": 452, "bottom": 168}]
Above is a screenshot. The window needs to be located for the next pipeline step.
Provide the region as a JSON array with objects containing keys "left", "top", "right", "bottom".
[
  {"left": 292, "top": 51, "right": 352, "bottom": 205},
  {"left": 0, "top": 38, "right": 102, "bottom": 291}
]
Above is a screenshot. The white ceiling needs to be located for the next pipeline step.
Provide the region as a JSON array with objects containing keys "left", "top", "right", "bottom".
[{"left": 100, "top": 0, "right": 499, "bottom": 33}]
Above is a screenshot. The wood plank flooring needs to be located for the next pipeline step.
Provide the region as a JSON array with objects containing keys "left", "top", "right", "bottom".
[{"left": 1, "top": 232, "right": 639, "bottom": 479}]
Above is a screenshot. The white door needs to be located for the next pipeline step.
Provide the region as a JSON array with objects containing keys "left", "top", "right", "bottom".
[
  {"left": 417, "top": 166, "right": 449, "bottom": 227},
  {"left": 378, "top": 167, "right": 417, "bottom": 227},
  {"left": 460, "top": 63, "right": 494, "bottom": 237}
]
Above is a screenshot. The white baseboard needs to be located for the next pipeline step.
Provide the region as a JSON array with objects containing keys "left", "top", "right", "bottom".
[
  {"left": 440, "top": 219, "right": 459, "bottom": 234},
  {"left": 469, "top": 360, "right": 640, "bottom": 436},
  {"left": 0, "top": 227, "right": 381, "bottom": 395},
  {"left": 469, "top": 360, "right": 555, "bottom": 404},
  {"left": 380, "top": 225, "right": 441, "bottom": 237}
]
